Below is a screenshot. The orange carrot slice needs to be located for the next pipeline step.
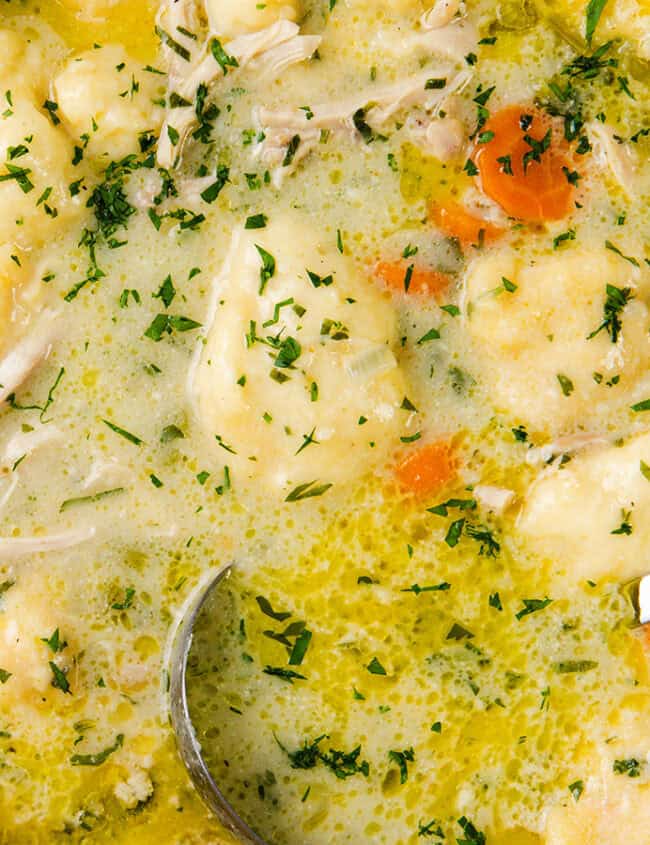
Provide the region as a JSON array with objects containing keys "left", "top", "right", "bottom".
[
  {"left": 429, "top": 200, "right": 505, "bottom": 248},
  {"left": 374, "top": 260, "right": 451, "bottom": 299},
  {"left": 394, "top": 440, "right": 456, "bottom": 497},
  {"left": 473, "top": 105, "right": 574, "bottom": 222}
]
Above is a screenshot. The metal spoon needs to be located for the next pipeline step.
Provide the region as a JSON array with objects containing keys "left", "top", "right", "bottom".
[{"left": 169, "top": 564, "right": 269, "bottom": 845}]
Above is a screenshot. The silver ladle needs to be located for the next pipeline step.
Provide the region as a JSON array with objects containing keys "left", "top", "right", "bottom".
[{"left": 169, "top": 564, "right": 269, "bottom": 845}]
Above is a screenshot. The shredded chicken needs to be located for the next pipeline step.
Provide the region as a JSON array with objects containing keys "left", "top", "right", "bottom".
[
  {"left": 421, "top": 0, "right": 462, "bottom": 29},
  {"left": 405, "top": 114, "right": 465, "bottom": 160},
  {"left": 244, "top": 30, "right": 321, "bottom": 81},
  {"left": 257, "top": 69, "right": 472, "bottom": 184},
  {"left": 114, "top": 768, "right": 154, "bottom": 810},
  {"left": 474, "top": 484, "right": 516, "bottom": 514},
  {"left": 525, "top": 433, "right": 610, "bottom": 466},
  {"left": 588, "top": 120, "right": 638, "bottom": 198},
  {"left": 3, "top": 425, "right": 63, "bottom": 467},
  {"left": 0, "top": 526, "right": 96, "bottom": 557},
  {"left": 81, "top": 457, "right": 133, "bottom": 492},
  {"left": 0, "top": 474, "right": 19, "bottom": 511},
  {"left": 0, "top": 309, "right": 58, "bottom": 405},
  {"left": 156, "top": 0, "right": 320, "bottom": 167}
]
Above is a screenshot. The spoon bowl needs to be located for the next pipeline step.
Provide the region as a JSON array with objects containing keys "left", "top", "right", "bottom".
[{"left": 169, "top": 564, "right": 269, "bottom": 845}]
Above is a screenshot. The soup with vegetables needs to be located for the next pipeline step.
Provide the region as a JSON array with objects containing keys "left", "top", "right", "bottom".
[{"left": 1, "top": 0, "right": 650, "bottom": 843}]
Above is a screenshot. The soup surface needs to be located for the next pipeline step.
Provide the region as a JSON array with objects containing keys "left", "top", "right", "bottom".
[{"left": 1, "top": 0, "right": 650, "bottom": 843}]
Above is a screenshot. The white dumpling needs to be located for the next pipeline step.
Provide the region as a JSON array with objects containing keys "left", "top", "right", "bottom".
[
  {"left": 206, "top": 0, "right": 301, "bottom": 38},
  {"left": 0, "top": 94, "right": 80, "bottom": 249},
  {"left": 54, "top": 45, "right": 163, "bottom": 162},
  {"left": 189, "top": 217, "right": 406, "bottom": 492},
  {"left": 518, "top": 432, "right": 650, "bottom": 583},
  {"left": 545, "top": 697, "right": 650, "bottom": 843},
  {"left": 546, "top": 781, "right": 650, "bottom": 844},
  {"left": 0, "top": 571, "right": 70, "bottom": 702},
  {"left": 0, "top": 29, "right": 50, "bottom": 101},
  {"left": 464, "top": 246, "right": 650, "bottom": 434}
]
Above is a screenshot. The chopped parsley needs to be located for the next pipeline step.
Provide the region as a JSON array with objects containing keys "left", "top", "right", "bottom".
[
  {"left": 144, "top": 314, "right": 201, "bottom": 341},
  {"left": 554, "top": 659, "right": 598, "bottom": 673},
  {"left": 282, "top": 734, "right": 370, "bottom": 779},
  {"left": 557, "top": 373, "right": 574, "bottom": 397},
  {"left": 200, "top": 165, "right": 230, "bottom": 204},
  {"left": 71, "top": 734, "right": 124, "bottom": 766},
  {"left": 611, "top": 509, "right": 632, "bottom": 535},
  {"left": 102, "top": 420, "right": 143, "bottom": 445},
  {"left": 388, "top": 747, "right": 415, "bottom": 784},
  {"left": 587, "top": 284, "right": 633, "bottom": 343},
  {"left": 515, "top": 598, "right": 553, "bottom": 620},
  {"left": 255, "top": 595, "right": 291, "bottom": 622},
  {"left": 585, "top": 0, "right": 609, "bottom": 44},
  {"left": 111, "top": 587, "right": 136, "bottom": 611},
  {"left": 367, "top": 656, "right": 387, "bottom": 675},
  {"left": 285, "top": 480, "right": 332, "bottom": 502},
  {"left": 256, "top": 245, "right": 276, "bottom": 294},
  {"left": 401, "top": 582, "right": 451, "bottom": 594},
  {"left": 210, "top": 38, "right": 238, "bottom": 74},
  {"left": 457, "top": 816, "right": 486, "bottom": 845},
  {"left": 263, "top": 666, "right": 307, "bottom": 683},
  {"left": 49, "top": 661, "right": 71, "bottom": 694},
  {"left": 613, "top": 758, "right": 642, "bottom": 777}
]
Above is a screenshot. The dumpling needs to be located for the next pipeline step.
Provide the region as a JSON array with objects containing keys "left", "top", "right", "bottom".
[
  {"left": 518, "top": 432, "right": 650, "bottom": 583},
  {"left": 189, "top": 217, "right": 406, "bottom": 492},
  {"left": 0, "top": 248, "right": 61, "bottom": 404},
  {"left": 0, "top": 29, "right": 50, "bottom": 101},
  {"left": 545, "top": 786, "right": 650, "bottom": 845},
  {"left": 0, "top": 94, "right": 80, "bottom": 249},
  {"left": 205, "top": 0, "right": 301, "bottom": 39},
  {"left": 54, "top": 45, "right": 163, "bottom": 162},
  {"left": 463, "top": 246, "right": 650, "bottom": 434},
  {"left": 0, "top": 571, "right": 70, "bottom": 702},
  {"left": 545, "top": 697, "right": 650, "bottom": 843}
]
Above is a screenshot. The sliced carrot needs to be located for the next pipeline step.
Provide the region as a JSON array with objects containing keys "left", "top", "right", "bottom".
[
  {"left": 473, "top": 105, "right": 574, "bottom": 222},
  {"left": 394, "top": 440, "right": 456, "bottom": 498},
  {"left": 429, "top": 200, "right": 505, "bottom": 248},
  {"left": 374, "top": 260, "right": 451, "bottom": 299}
]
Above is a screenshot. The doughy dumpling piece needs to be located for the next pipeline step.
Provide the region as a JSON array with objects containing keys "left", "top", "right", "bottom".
[
  {"left": 0, "top": 572, "right": 69, "bottom": 702},
  {"left": 0, "top": 30, "right": 49, "bottom": 101},
  {"left": 0, "top": 247, "right": 35, "bottom": 342},
  {"left": 206, "top": 0, "right": 300, "bottom": 38},
  {"left": 518, "top": 432, "right": 650, "bottom": 583},
  {"left": 54, "top": 45, "right": 162, "bottom": 161},
  {"left": 464, "top": 247, "right": 650, "bottom": 433},
  {"left": 191, "top": 218, "right": 406, "bottom": 491},
  {"left": 546, "top": 783, "right": 650, "bottom": 845},
  {"left": 0, "top": 96, "right": 79, "bottom": 249}
]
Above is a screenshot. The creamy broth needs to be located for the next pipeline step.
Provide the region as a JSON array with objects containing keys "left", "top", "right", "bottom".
[{"left": 0, "top": 1, "right": 649, "bottom": 843}]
